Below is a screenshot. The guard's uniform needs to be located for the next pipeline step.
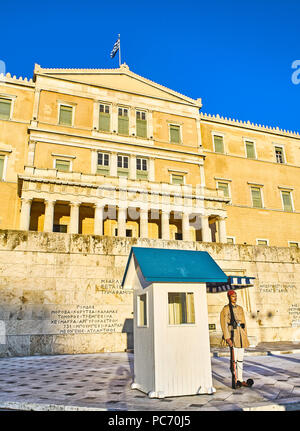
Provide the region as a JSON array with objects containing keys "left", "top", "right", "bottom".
[{"left": 220, "top": 303, "right": 250, "bottom": 382}]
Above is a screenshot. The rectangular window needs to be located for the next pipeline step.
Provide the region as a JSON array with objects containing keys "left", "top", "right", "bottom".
[
  {"left": 227, "top": 237, "right": 235, "bottom": 244},
  {"left": 275, "top": 146, "right": 285, "bottom": 164},
  {"left": 136, "top": 158, "right": 147, "bottom": 171},
  {"left": 175, "top": 232, "right": 183, "bottom": 240},
  {"left": 213, "top": 135, "right": 224, "bottom": 153},
  {"left": 126, "top": 229, "right": 133, "bottom": 238},
  {"left": 0, "top": 156, "right": 4, "bottom": 180},
  {"left": 0, "top": 98, "right": 12, "bottom": 120},
  {"left": 53, "top": 224, "right": 68, "bottom": 233},
  {"left": 99, "top": 104, "right": 110, "bottom": 132},
  {"left": 168, "top": 292, "right": 195, "bottom": 325},
  {"left": 251, "top": 187, "right": 263, "bottom": 208},
  {"left": 171, "top": 174, "right": 184, "bottom": 185},
  {"left": 55, "top": 159, "right": 70, "bottom": 172},
  {"left": 281, "top": 191, "right": 293, "bottom": 212},
  {"left": 117, "top": 155, "right": 129, "bottom": 168},
  {"left": 217, "top": 181, "right": 230, "bottom": 197},
  {"left": 117, "top": 155, "right": 129, "bottom": 177},
  {"left": 97, "top": 152, "right": 110, "bottom": 175},
  {"left": 245, "top": 141, "right": 256, "bottom": 159},
  {"left": 97, "top": 152, "right": 109, "bottom": 167},
  {"left": 169, "top": 124, "right": 181, "bottom": 143},
  {"left": 118, "top": 107, "right": 129, "bottom": 135},
  {"left": 137, "top": 294, "right": 147, "bottom": 326},
  {"left": 59, "top": 105, "right": 73, "bottom": 126},
  {"left": 136, "top": 110, "right": 147, "bottom": 138},
  {"left": 136, "top": 157, "right": 148, "bottom": 179},
  {"left": 289, "top": 242, "right": 299, "bottom": 248},
  {"left": 257, "top": 239, "right": 268, "bottom": 246}
]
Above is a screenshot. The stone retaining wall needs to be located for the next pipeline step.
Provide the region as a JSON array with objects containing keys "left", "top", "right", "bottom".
[{"left": 0, "top": 230, "right": 299, "bottom": 357}]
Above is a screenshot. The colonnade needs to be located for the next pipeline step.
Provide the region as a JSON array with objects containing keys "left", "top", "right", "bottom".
[{"left": 19, "top": 197, "right": 228, "bottom": 243}]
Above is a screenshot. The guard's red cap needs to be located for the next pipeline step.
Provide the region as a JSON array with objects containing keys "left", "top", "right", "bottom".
[{"left": 227, "top": 290, "right": 236, "bottom": 298}]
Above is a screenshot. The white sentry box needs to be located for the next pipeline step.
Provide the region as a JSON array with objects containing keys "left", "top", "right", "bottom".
[{"left": 122, "top": 247, "right": 227, "bottom": 398}]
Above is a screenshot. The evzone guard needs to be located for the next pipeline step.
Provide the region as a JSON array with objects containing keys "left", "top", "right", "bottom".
[{"left": 220, "top": 290, "right": 254, "bottom": 389}]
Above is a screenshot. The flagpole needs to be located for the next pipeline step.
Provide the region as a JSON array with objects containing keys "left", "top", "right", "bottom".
[{"left": 118, "top": 34, "right": 121, "bottom": 67}]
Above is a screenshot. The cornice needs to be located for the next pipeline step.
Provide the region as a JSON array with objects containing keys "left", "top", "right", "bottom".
[{"left": 200, "top": 112, "right": 300, "bottom": 140}]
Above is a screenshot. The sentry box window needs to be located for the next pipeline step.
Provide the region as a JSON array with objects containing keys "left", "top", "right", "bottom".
[
  {"left": 137, "top": 293, "right": 147, "bottom": 327},
  {"left": 168, "top": 292, "right": 195, "bottom": 325}
]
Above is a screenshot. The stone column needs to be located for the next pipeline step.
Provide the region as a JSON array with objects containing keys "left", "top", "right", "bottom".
[
  {"left": 129, "top": 107, "right": 136, "bottom": 136},
  {"left": 111, "top": 104, "right": 118, "bottom": 133},
  {"left": 118, "top": 206, "right": 127, "bottom": 237},
  {"left": 182, "top": 212, "right": 190, "bottom": 241},
  {"left": 27, "top": 140, "right": 36, "bottom": 167},
  {"left": 140, "top": 208, "right": 148, "bottom": 238},
  {"left": 129, "top": 154, "right": 137, "bottom": 180},
  {"left": 43, "top": 199, "right": 56, "bottom": 232},
  {"left": 92, "top": 101, "right": 99, "bottom": 130},
  {"left": 110, "top": 152, "right": 118, "bottom": 177},
  {"left": 69, "top": 202, "right": 80, "bottom": 234},
  {"left": 148, "top": 157, "right": 155, "bottom": 182},
  {"left": 30, "top": 89, "right": 40, "bottom": 127},
  {"left": 161, "top": 210, "right": 170, "bottom": 240},
  {"left": 148, "top": 110, "right": 153, "bottom": 139},
  {"left": 218, "top": 217, "right": 227, "bottom": 243},
  {"left": 94, "top": 203, "right": 104, "bottom": 236},
  {"left": 19, "top": 198, "right": 32, "bottom": 231},
  {"left": 201, "top": 215, "right": 212, "bottom": 242}
]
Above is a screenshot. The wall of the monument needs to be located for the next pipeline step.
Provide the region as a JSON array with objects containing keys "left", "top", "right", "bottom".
[{"left": 0, "top": 230, "right": 300, "bottom": 357}]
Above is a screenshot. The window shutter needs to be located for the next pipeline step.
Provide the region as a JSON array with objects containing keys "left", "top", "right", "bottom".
[
  {"left": 0, "top": 157, "right": 4, "bottom": 179},
  {"left": 214, "top": 135, "right": 224, "bottom": 153},
  {"left": 0, "top": 99, "right": 11, "bottom": 120},
  {"left": 170, "top": 125, "right": 180, "bottom": 143},
  {"left": 136, "top": 119, "right": 147, "bottom": 138},
  {"left": 99, "top": 112, "right": 110, "bottom": 131},
  {"left": 282, "top": 192, "right": 292, "bottom": 211},
  {"left": 118, "top": 116, "right": 129, "bottom": 135},
  {"left": 246, "top": 142, "right": 255, "bottom": 159},
  {"left": 217, "top": 182, "right": 229, "bottom": 197},
  {"left": 59, "top": 105, "right": 73, "bottom": 126},
  {"left": 251, "top": 187, "right": 262, "bottom": 208},
  {"left": 172, "top": 174, "right": 184, "bottom": 185},
  {"left": 55, "top": 159, "right": 70, "bottom": 172}
]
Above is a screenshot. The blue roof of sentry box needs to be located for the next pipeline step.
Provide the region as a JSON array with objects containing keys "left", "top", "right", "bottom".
[{"left": 121, "top": 247, "right": 228, "bottom": 286}]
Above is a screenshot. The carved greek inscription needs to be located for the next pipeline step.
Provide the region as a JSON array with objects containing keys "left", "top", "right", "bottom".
[
  {"left": 258, "top": 284, "right": 296, "bottom": 293},
  {"left": 288, "top": 304, "right": 300, "bottom": 327},
  {"left": 95, "top": 279, "right": 132, "bottom": 294},
  {"left": 51, "top": 305, "right": 124, "bottom": 334}
]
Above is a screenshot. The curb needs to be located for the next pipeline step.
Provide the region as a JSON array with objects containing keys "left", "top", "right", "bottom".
[
  {"left": 1, "top": 399, "right": 299, "bottom": 412},
  {"left": 211, "top": 349, "right": 300, "bottom": 358},
  {"left": 0, "top": 401, "right": 108, "bottom": 411}
]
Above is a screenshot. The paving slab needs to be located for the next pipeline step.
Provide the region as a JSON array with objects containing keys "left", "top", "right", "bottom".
[{"left": 0, "top": 344, "right": 299, "bottom": 411}]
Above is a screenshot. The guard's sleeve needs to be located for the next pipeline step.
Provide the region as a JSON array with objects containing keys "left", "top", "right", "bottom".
[{"left": 220, "top": 307, "right": 230, "bottom": 340}]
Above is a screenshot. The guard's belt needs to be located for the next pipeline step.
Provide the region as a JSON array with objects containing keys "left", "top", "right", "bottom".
[{"left": 228, "top": 323, "right": 245, "bottom": 329}]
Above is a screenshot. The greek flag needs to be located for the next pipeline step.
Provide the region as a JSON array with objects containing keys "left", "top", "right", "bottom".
[{"left": 110, "top": 37, "right": 120, "bottom": 58}]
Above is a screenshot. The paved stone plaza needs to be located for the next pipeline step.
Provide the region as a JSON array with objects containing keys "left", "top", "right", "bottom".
[{"left": 0, "top": 343, "right": 299, "bottom": 411}]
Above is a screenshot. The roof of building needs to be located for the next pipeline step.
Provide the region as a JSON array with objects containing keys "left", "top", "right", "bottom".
[{"left": 121, "top": 247, "right": 228, "bottom": 286}]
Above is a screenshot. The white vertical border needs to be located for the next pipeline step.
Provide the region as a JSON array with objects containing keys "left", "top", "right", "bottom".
[{"left": 0, "top": 154, "right": 8, "bottom": 181}]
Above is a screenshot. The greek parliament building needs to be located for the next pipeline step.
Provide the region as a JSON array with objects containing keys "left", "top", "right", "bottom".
[{"left": 0, "top": 63, "right": 300, "bottom": 357}]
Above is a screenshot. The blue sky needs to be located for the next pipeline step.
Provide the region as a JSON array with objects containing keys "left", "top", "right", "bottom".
[{"left": 1, "top": 0, "right": 300, "bottom": 132}]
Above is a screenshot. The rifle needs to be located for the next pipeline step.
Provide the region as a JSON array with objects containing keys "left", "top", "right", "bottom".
[{"left": 228, "top": 300, "right": 239, "bottom": 388}]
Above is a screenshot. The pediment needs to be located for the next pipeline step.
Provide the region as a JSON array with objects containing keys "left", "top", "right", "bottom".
[{"left": 35, "top": 64, "right": 201, "bottom": 107}]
